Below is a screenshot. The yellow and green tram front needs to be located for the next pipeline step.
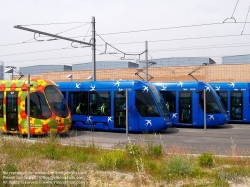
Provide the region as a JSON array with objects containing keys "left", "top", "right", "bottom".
[{"left": 0, "top": 78, "right": 71, "bottom": 135}]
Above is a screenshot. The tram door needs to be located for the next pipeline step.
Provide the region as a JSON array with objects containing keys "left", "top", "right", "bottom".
[
  {"left": 179, "top": 91, "right": 192, "bottom": 124},
  {"left": 6, "top": 91, "right": 18, "bottom": 131},
  {"left": 230, "top": 91, "right": 243, "bottom": 120},
  {"left": 114, "top": 91, "right": 126, "bottom": 128}
]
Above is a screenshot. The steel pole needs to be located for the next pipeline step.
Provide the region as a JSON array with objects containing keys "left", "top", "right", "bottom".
[
  {"left": 92, "top": 16, "right": 96, "bottom": 81},
  {"left": 27, "top": 74, "right": 31, "bottom": 139},
  {"left": 126, "top": 89, "right": 129, "bottom": 136},
  {"left": 145, "top": 41, "right": 148, "bottom": 81},
  {"left": 204, "top": 89, "right": 206, "bottom": 130}
]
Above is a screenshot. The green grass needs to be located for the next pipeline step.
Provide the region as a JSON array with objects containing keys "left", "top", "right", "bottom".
[
  {"left": 198, "top": 152, "right": 214, "bottom": 167},
  {"left": 0, "top": 133, "right": 250, "bottom": 187}
]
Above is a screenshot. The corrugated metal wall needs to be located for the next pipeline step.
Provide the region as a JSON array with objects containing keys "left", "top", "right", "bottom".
[
  {"left": 222, "top": 54, "right": 250, "bottom": 64},
  {"left": 19, "top": 65, "right": 72, "bottom": 75},
  {"left": 139, "top": 57, "right": 215, "bottom": 68},
  {"left": 72, "top": 61, "right": 138, "bottom": 70}
]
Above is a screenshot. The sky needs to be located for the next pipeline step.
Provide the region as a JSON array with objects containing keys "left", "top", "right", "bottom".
[{"left": 1, "top": 0, "right": 250, "bottom": 73}]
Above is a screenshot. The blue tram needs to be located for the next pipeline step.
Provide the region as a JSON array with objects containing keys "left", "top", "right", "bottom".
[
  {"left": 153, "top": 81, "right": 229, "bottom": 127},
  {"left": 209, "top": 82, "right": 250, "bottom": 123},
  {"left": 56, "top": 80, "right": 172, "bottom": 132}
]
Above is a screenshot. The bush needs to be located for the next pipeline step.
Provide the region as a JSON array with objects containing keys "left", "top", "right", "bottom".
[
  {"left": 42, "top": 144, "right": 58, "bottom": 159},
  {"left": 125, "top": 143, "right": 141, "bottom": 156},
  {"left": 164, "top": 155, "right": 195, "bottom": 177},
  {"left": 149, "top": 144, "right": 162, "bottom": 156},
  {"left": 3, "top": 161, "right": 18, "bottom": 173},
  {"left": 98, "top": 150, "right": 126, "bottom": 171},
  {"left": 198, "top": 153, "right": 214, "bottom": 167},
  {"left": 1, "top": 160, "right": 18, "bottom": 186}
]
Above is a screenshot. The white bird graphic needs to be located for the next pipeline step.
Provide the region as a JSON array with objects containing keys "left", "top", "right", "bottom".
[
  {"left": 108, "top": 116, "right": 113, "bottom": 123},
  {"left": 205, "top": 86, "right": 210, "bottom": 92},
  {"left": 114, "top": 80, "right": 120, "bottom": 87},
  {"left": 90, "top": 85, "right": 95, "bottom": 91},
  {"left": 118, "top": 88, "right": 123, "bottom": 91},
  {"left": 161, "top": 85, "right": 167, "bottom": 91},
  {"left": 229, "top": 82, "right": 235, "bottom": 88},
  {"left": 143, "top": 86, "right": 149, "bottom": 92},
  {"left": 177, "top": 81, "right": 183, "bottom": 87},
  {"left": 76, "top": 82, "right": 81, "bottom": 88},
  {"left": 235, "top": 108, "right": 241, "bottom": 114},
  {"left": 145, "top": 120, "right": 152, "bottom": 126},
  {"left": 87, "top": 116, "right": 92, "bottom": 123},
  {"left": 172, "top": 113, "right": 178, "bottom": 119},
  {"left": 208, "top": 115, "right": 214, "bottom": 121},
  {"left": 215, "top": 86, "right": 220, "bottom": 91}
]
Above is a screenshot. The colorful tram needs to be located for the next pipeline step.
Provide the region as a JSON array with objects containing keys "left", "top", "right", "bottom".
[
  {"left": 56, "top": 80, "right": 172, "bottom": 132},
  {"left": 209, "top": 82, "right": 250, "bottom": 123},
  {"left": 0, "top": 78, "right": 71, "bottom": 135},
  {"left": 153, "top": 81, "right": 229, "bottom": 127}
]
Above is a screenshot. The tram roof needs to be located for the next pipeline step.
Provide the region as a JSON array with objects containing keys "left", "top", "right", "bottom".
[
  {"left": 0, "top": 78, "right": 55, "bottom": 90},
  {"left": 209, "top": 82, "right": 250, "bottom": 90},
  {"left": 56, "top": 80, "right": 154, "bottom": 91},
  {"left": 152, "top": 81, "right": 210, "bottom": 91}
]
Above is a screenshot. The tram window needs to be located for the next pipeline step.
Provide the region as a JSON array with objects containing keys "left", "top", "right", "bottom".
[
  {"left": 179, "top": 91, "right": 192, "bottom": 123},
  {"left": 216, "top": 91, "right": 228, "bottom": 112},
  {"left": 7, "top": 92, "right": 18, "bottom": 112},
  {"left": 61, "top": 91, "right": 66, "bottom": 99},
  {"left": 160, "top": 91, "right": 176, "bottom": 113},
  {"left": 230, "top": 91, "right": 242, "bottom": 120},
  {"left": 45, "top": 86, "right": 69, "bottom": 118},
  {"left": 0, "top": 92, "right": 3, "bottom": 117},
  {"left": 115, "top": 91, "right": 126, "bottom": 108},
  {"left": 26, "top": 92, "right": 52, "bottom": 119},
  {"left": 135, "top": 91, "right": 160, "bottom": 117},
  {"left": 199, "top": 91, "right": 220, "bottom": 113},
  {"left": 69, "top": 92, "right": 88, "bottom": 115},
  {"left": 115, "top": 91, "right": 126, "bottom": 116},
  {"left": 89, "top": 91, "right": 111, "bottom": 116},
  {"left": 231, "top": 92, "right": 242, "bottom": 106}
]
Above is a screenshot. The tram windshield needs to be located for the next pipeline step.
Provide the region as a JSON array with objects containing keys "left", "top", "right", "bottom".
[
  {"left": 147, "top": 84, "right": 169, "bottom": 116},
  {"left": 45, "top": 86, "right": 69, "bottom": 118},
  {"left": 135, "top": 84, "right": 166, "bottom": 117},
  {"left": 199, "top": 90, "right": 221, "bottom": 113}
]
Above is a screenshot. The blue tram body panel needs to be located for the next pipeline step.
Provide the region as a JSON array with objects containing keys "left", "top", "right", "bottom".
[
  {"left": 209, "top": 82, "right": 250, "bottom": 123},
  {"left": 153, "top": 81, "right": 229, "bottom": 127},
  {"left": 56, "top": 80, "right": 172, "bottom": 132}
]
